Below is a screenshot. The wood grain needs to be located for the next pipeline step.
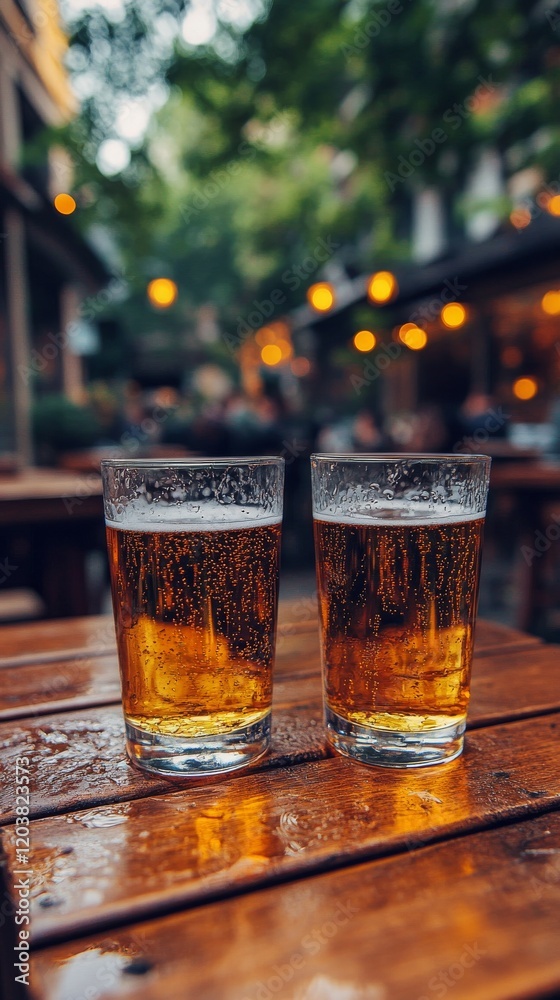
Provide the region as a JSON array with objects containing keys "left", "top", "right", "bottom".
[
  {"left": 0, "top": 700, "right": 326, "bottom": 826},
  {"left": 2, "top": 639, "right": 560, "bottom": 823},
  {"left": 0, "top": 632, "right": 321, "bottom": 721},
  {"left": 0, "top": 616, "right": 117, "bottom": 665},
  {"left": 30, "top": 811, "right": 560, "bottom": 1000},
  {"left": 0, "top": 639, "right": 557, "bottom": 731},
  {"left": 3, "top": 713, "right": 560, "bottom": 946},
  {"left": 0, "top": 610, "right": 540, "bottom": 669}
]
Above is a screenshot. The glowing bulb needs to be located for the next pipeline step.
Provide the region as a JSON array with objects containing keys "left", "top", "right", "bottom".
[
  {"left": 367, "top": 271, "right": 397, "bottom": 304},
  {"left": 261, "top": 344, "right": 282, "bottom": 366},
  {"left": 513, "top": 377, "right": 538, "bottom": 400},
  {"left": 398, "top": 323, "right": 427, "bottom": 350},
  {"left": 441, "top": 302, "right": 467, "bottom": 329},
  {"left": 353, "top": 330, "right": 376, "bottom": 352},
  {"left": 147, "top": 278, "right": 178, "bottom": 308},
  {"left": 54, "top": 193, "right": 76, "bottom": 215},
  {"left": 541, "top": 291, "right": 560, "bottom": 316},
  {"left": 307, "top": 283, "right": 335, "bottom": 312}
]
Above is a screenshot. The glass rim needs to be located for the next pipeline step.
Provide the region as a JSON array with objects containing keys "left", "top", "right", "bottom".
[
  {"left": 311, "top": 453, "right": 491, "bottom": 465},
  {"left": 100, "top": 456, "right": 285, "bottom": 470}
]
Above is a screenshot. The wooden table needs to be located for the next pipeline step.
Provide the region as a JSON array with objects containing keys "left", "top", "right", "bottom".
[
  {"left": 0, "top": 468, "right": 104, "bottom": 618},
  {"left": 1, "top": 604, "right": 560, "bottom": 999}
]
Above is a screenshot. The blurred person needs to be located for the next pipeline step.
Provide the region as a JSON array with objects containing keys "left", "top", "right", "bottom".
[
  {"left": 457, "top": 391, "right": 506, "bottom": 442},
  {"left": 351, "top": 409, "right": 386, "bottom": 452},
  {"left": 385, "top": 406, "right": 447, "bottom": 452}
]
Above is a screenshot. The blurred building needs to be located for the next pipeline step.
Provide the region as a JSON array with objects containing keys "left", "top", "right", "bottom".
[
  {"left": 0, "top": 0, "right": 107, "bottom": 467},
  {"left": 289, "top": 101, "right": 560, "bottom": 439}
]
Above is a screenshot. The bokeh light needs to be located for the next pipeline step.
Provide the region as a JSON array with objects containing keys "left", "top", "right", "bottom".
[
  {"left": 353, "top": 329, "right": 376, "bottom": 352},
  {"left": 509, "top": 207, "right": 531, "bottom": 229},
  {"left": 398, "top": 323, "right": 427, "bottom": 350},
  {"left": 290, "top": 357, "right": 311, "bottom": 377},
  {"left": 513, "top": 376, "right": 538, "bottom": 400},
  {"left": 541, "top": 290, "right": 560, "bottom": 315},
  {"left": 54, "top": 193, "right": 77, "bottom": 215},
  {"left": 367, "top": 271, "right": 397, "bottom": 304},
  {"left": 501, "top": 346, "right": 522, "bottom": 368},
  {"left": 547, "top": 195, "right": 560, "bottom": 217},
  {"left": 147, "top": 278, "right": 178, "bottom": 308},
  {"left": 307, "top": 283, "right": 335, "bottom": 312},
  {"left": 441, "top": 302, "right": 467, "bottom": 329},
  {"left": 261, "top": 344, "right": 282, "bottom": 366}
]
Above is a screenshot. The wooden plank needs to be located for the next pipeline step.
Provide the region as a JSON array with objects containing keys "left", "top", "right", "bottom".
[
  {"left": 0, "top": 634, "right": 322, "bottom": 720},
  {"left": 0, "top": 612, "right": 540, "bottom": 670},
  {"left": 0, "top": 602, "right": 317, "bottom": 667},
  {"left": 0, "top": 616, "right": 116, "bottom": 665},
  {"left": 468, "top": 645, "right": 560, "bottom": 727},
  {"left": 3, "top": 713, "right": 560, "bottom": 947},
  {"left": 0, "top": 698, "right": 326, "bottom": 826},
  {"left": 0, "top": 636, "right": 557, "bottom": 731},
  {"left": 472, "top": 618, "right": 541, "bottom": 651},
  {"left": 2, "top": 643, "right": 560, "bottom": 821},
  {"left": 0, "top": 653, "right": 120, "bottom": 720},
  {"left": 29, "top": 812, "right": 560, "bottom": 1000}
]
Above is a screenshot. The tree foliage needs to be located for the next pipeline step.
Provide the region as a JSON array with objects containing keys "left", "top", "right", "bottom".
[{"left": 56, "top": 0, "right": 560, "bottom": 352}]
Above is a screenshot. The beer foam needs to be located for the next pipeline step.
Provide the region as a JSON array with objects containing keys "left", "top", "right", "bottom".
[
  {"left": 105, "top": 498, "right": 281, "bottom": 532},
  {"left": 314, "top": 503, "right": 484, "bottom": 527}
]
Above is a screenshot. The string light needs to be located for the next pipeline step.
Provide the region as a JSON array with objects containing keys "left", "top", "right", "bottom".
[
  {"left": 541, "top": 291, "right": 560, "bottom": 316},
  {"left": 398, "top": 323, "right": 427, "bottom": 350},
  {"left": 367, "top": 271, "right": 397, "bottom": 304},
  {"left": 54, "top": 193, "right": 76, "bottom": 215},
  {"left": 441, "top": 302, "right": 467, "bottom": 329},
  {"left": 307, "top": 283, "right": 335, "bottom": 312},
  {"left": 147, "top": 278, "right": 178, "bottom": 308},
  {"left": 353, "top": 330, "right": 376, "bottom": 352},
  {"left": 513, "top": 377, "right": 538, "bottom": 400},
  {"left": 261, "top": 344, "right": 282, "bottom": 366}
]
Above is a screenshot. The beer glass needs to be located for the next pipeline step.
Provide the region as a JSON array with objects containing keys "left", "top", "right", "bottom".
[
  {"left": 101, "top": 458, "right": 284, "bottom": 777},
  {"left": 311, "top": 454, "right": 491, "bottom": 768}
]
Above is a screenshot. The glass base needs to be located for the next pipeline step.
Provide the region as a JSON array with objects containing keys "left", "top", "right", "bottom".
[
  {"left": 125, "top": 713, "right": 271, "bottom": 777},
  {"left": 326, "top": 707, "right": 465, "bottom": 768}
]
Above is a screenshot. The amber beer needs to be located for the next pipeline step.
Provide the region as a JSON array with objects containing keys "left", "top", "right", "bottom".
[
  {"left": 314, "top": 512, "right": 484, "bottom": 748},
  {"left": 106, "top": 516, "right": 281, "bottom": 742}
]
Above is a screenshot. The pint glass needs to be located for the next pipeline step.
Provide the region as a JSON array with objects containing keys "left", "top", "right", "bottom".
[
  {"left": 311, "top": 455, "right": 491, "bottom": 767},
  {"left": 101, "top": 458, "right": 284, "bottom": 776}
]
